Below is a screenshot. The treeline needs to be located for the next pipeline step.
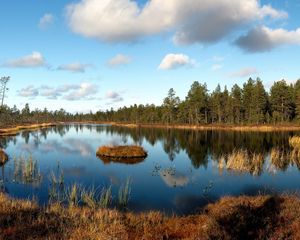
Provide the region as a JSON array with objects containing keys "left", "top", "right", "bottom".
[
  {"left": 97, "top": 78, "right": 300, "bottom": 125},
  {"left": 0, "top": 104, "right": 97, "bottom": 127},
  {"left": 1, "top": 78, "right": 300, "bottom": 127}
]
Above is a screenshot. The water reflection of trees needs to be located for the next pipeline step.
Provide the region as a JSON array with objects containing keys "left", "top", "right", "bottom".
[
  {"left": 2, "top": 124, "right": 300, "bottom": 173},
  {"left": 108, "top": 126, "right": 298, "bottom": 170}
]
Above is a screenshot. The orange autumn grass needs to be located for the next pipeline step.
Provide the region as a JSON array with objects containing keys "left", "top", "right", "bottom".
[
  {"left": 0, "top": 123, "right": 57, "bottom": 136},
  {"left": 96, "top": 145, "right": 147, "bottom": 158},
  {"left": 1, "top": 193, "right": 300, "bottom": 239}
]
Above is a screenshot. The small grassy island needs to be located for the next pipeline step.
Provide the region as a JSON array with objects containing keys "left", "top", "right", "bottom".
[
  {"left": 96, "top": 145, "right": 147, "bottom": 164},
  {"left": 0, "top": 149, "right": 8, "bottom": 166}
]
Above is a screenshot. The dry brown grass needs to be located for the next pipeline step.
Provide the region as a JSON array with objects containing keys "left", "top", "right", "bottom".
[
  {"left": 266, "top": 148, "right": 291, "bottom": 174},
  {"left": 289, "top": 136, "right": 300, "bottom": 149},
  {"left": 1, "top": 193, "right": 300, "bottom": 239},
  {"left": 97, "top": 145, "right": 147, "bottom": 158},
  {"left": 0, "top": 123, "right": 57, "bottom": 136},
  {"left": 220, "top": 150, "right": 264, "bottom": 176}
]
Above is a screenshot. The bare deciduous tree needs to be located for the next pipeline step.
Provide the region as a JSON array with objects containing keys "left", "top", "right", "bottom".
[{"left": 0, "top": 76, "right": 10, "bottom": 107}]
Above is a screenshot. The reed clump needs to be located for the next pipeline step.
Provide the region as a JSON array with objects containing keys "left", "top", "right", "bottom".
[
  {"left": 223, "top": 150, "right": 264, "bottom": 176},
  {"left": 269, "top": 148, "right": 289, "bottom": 171},
  {"left": 13, "top": 155, "right": 42, "bottom": 185},
  {"left": 289, "top": 136, "right": 300, "bottom": 149},
  {"left": 48, "top": 179, "right": 131, "bottom": 210}
]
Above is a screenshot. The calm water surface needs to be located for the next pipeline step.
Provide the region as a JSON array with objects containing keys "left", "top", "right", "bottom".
[{"left": 1, "top": 124, "right": 300, "bottom": 215}]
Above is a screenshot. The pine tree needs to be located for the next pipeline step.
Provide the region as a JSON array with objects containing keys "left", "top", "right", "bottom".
[
  {"left": 252, "top": 78, "right": 268, "bottom": 124},
  {"left": 231, "top": 84, "right": 242, "bottom": 124},
  {"left": 211, "top": 84, "right": 222, "bottom": 123},
  {"left": 185, "top": 81, "right": 209, "bottom": 124},
  {"left": 294, "top": 79, "right": 300, "bottom": 121},
  {"left": 242, "top": 78, "right": 255, "bottom": 123},
  {"left": 163, "top": 88, "right": 180, "bottom": 124},
  {"left": 270, "top": 80, "right": 294, "bottom": 123}
]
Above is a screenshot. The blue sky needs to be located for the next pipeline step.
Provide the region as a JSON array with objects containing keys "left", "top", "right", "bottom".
[{"left": 1, "top": 0, "right": 300, "bottom": 113}]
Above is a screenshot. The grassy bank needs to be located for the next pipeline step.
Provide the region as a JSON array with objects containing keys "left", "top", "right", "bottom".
[
  {"left": 0, "top": 123, "right": 59, "bottom": 136},
  {"left": 112, "top": 123, "right": 300, "bottom": 132},
  {"left": 1, "top": 193, "right": 300, "bottom": 239}
]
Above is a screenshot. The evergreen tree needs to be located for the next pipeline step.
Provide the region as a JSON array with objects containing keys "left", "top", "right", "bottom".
[
  {"left": 252, "top": 78, "right": 268, "bottom": 124},
  {"left": 163, "top": 88, "right": 180, "bottom": 124},
  {"left": 294, "top": 79, "right": 300, "bottom": 120},
  {"left": 185, "top": 81, "right": 209, "bottom": 124},
  {"left": 270, "top": 80, "right": 295, "bottom": 123},
  {"left": 211, "top": 84, "right": 222, "bottom": 123},
  {"left": 242, "top": 78, "right": 255, "bottom": 123},
  {"left": 231, "top": 84, "right": 243, "bottom": 124}
]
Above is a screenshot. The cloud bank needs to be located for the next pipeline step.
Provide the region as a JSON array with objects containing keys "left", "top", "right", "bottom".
[
  {"left": 66, "top": 0, "right": 286, "bottom": 45},
  {"left": 235, "top": 26, "right": 300, "bottom": 52},
  {"left": 18, "top": 83, "right": 99, "bottom": 101},
  {"left": 3, "top": 52, "right": 47, "bottom": 68}
]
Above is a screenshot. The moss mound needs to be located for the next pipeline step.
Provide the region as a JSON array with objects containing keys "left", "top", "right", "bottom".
[{"left": 96, "top": 145, "right": 147, "bottom": 158}]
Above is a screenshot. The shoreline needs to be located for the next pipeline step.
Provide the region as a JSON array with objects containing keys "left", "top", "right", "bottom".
[
  {"left": 111, "top": 122, "right": 300, "bottom": 132},
  {"left": 1, "top": 121, "right": 300, "bottom": 136},
  {"left": 0, "top": 122, "right": 60, "bottom": 136}
]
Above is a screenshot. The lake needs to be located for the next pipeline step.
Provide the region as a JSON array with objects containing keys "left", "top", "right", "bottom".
[{"left": 1, "top": 124, "right": 300, "bottom": 215}]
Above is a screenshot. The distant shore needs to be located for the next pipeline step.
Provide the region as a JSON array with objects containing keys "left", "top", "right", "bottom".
[
  {"left": 111, "top": 122, "right": 300, "bottom": 132},
  {"left": 1, "top": 121, "right": 300, "bottom": 136}
]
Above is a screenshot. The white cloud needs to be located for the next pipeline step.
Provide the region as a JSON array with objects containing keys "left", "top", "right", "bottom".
[
  {"left": 158, "top": 54, "right": 195, "bottom": 70},
  {"left": 57, "top": 63, "right": 93, "bottom": 73},
  {"left": 64, "top": 83, "right": 99, "bottom": 101},
  {"left": 235, "top": 26, "right": 300, "bottom": 52},
  {"left": 18, "top": 86, "right": 39, "bottom": 98},
  {"left": 39, "top": 14, "right": 54, "bottom": 29},
  {"left": 105, "top": 91, "right": 124, "bottom": 103},
  {"left": 107, "top": 54, "right": 131, "bottom": 67},
  {"left": 211, "top": 64, "right": 223, "bottom": 71},
  {"left": 66, "top": 0, "right": 286, "bottom": 44},
  {"left": 18, "top": 83, "right": 99, "bottom": 101},
  {"left": 229, "top": 67, "right": 258, "bottom": 78},
  {"left": 40, "top": 85, "right": 79, "bottom": 99},
  {"left": 3, "top": 52, "right": 47, "bottom": 68}
]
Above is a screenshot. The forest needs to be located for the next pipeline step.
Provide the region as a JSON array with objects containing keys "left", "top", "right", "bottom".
[{"left": 1, "top": 77, "right": 300, "bottom": 127}]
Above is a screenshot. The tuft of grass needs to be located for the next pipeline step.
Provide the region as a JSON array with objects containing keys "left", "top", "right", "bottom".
[
  {"left": 98, "top": 186, "right": 112, "bottom": 209},
  {"left": 66, "top": 184, "right": 80, "bottom": 207},
  {"left": 118, "top": 177, "right": 131, "bottom": 209}
]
